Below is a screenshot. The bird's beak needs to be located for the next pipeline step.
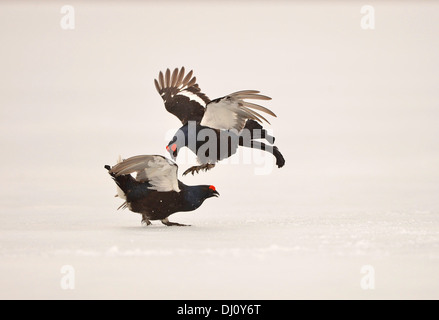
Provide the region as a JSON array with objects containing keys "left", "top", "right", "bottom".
[
  {"left": 166, "top": 145, "right": 177, "bottom": 160},
  {"left": 213, "top": 190, "right": 220, "bottom": 197}
]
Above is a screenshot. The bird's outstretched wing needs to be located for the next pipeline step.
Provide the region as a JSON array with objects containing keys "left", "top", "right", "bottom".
[
  {"left": 200, "top": 90, "right": 277, "bottom": 132},
  {"left": 109, "top": 155, "right": 180, "bottom": 192},
  {"left": 155, "top": 67, "right": 210, "bottom": 125}
]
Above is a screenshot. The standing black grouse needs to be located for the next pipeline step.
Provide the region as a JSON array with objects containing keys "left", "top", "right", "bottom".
[
  {"left": 105, "top": 155, "right": 219, "bottom": 226},
  {"left": 154, "top": 67, "right": 286, "bottom": 175}
]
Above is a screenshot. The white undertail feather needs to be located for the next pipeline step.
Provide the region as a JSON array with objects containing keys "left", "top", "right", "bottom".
[
  {"left": 115, "top": 186, "right": 126, "bottom": 200},
  {"left": 113, "top": 154, "right": 128, "bottom": 209},
  {"left": 114, "top": 154, "right": 127, "bottom": 200}
]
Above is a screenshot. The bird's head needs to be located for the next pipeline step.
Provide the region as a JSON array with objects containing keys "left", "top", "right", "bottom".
[
  {"left": 205, "top": 185, "right": 220, "bottom": 199},
  {"left": 166, "top": 127, "right": 190, "bottom": 160},
  {"left": 166, "top": 139, "right": 179, "bottom": 160},
  {"left": 185, "top": 184, "right": 219, "bottom": 211}
]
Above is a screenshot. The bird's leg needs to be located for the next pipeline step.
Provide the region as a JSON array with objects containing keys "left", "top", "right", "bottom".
[
  {"left": 141, "top": 215, "right": 152, "bottom": 226},
  {"left": 243, "top": 120, "right": 275, "bottom": 144},
  {"left": 238, "top": 140, "right": 285, "bottom": 168},
  {"left": 182, "top": 163, "right": 216, "bottom": 176},
  {"left": 161, "top": 218, "right": 190, "bottom": 227}
]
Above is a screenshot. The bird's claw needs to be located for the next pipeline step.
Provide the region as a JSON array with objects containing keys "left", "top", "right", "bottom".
[
  {"left": 183, "top": 164, "right": 214, "bottom": 176},
  {"left": 161, "top": 218, "right": 191, "bottom": 227}
]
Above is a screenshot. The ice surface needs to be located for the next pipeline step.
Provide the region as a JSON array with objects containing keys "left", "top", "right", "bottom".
[{"left": 0, "top": 1, "right": 439, "bottom": 299}]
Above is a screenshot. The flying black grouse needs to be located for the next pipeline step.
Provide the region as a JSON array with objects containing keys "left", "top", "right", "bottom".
[
  {"left": 154, "top": 67, "right": 286, "bottom": 175},
  {"left": 105, "top": 155, "right": 219, "bottom": 226}
]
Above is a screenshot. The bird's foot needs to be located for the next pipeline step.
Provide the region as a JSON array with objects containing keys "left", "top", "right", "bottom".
[
  {"left": 183, "top": 166, "right": 199, "bottom": 176},
  {"left": 141, "top": 216, "right": 152, "bottom": 226},
  {"left": 273, "top": 146, "right": 285, "bottom": 168},
  {"left": 183, "top": 163, "right": 215, "bottom": 176},
  {"left": 161, "top": 218, "right": 190, "bottom": 227}
]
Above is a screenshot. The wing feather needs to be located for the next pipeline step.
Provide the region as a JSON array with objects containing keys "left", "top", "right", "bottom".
[
  {"left": 158, "top": 71, "right": 165, "bottom": 89},
  {"left": 154, "top": 79, "right": 161, "bottom": 93},
  {"left": 165, "top": 68, "right": 171, "bottom": 87},
  {"left": 175, "top": 66, "right": 185, "bottom": 87},
  {"left": 186, "top": 76, "right": 197, "bottom": 88},
  {"left": 171, "top": 68, "right": 179, "bottom": 87},
  {"left": 242, "top": 101, "right": 277, "bottom": 117},
  {"left": 241, "top": 105, "right": 270, "bottom": 124},
  {"left": 109, "top": 155, "right": 180, "bottom": 192},
  {"left": 182, "top": 70, "right": 193, "bottom": 85},
  {"left": 200, "top": 91, "right": 276, "bottom": 132},
  {"left": 229, "top": 90, "right": 272, "bottom": 101},
  {"left": 155, "top": 67, "right": 209, "bottom": 124}
]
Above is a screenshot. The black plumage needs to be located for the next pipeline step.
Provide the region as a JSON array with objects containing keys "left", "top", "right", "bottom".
[
  {"left": 105, "top": 155, "right": 219, "bottom": 226},
  {"left": 155, "top": 67, "right": 285, "bottom": 175}
]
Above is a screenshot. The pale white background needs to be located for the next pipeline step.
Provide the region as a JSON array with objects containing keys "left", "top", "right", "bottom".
[{"left": 0, "top": 1, "right": 438, "bottom": 299}]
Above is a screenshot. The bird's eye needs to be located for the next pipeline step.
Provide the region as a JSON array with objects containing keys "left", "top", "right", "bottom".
[{"left": 171, "top": 144, "right": 177, "bottom": 152}]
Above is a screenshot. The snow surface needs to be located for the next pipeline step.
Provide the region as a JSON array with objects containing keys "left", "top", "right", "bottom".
[{"left": 1, "top": 1, "right": 439, "bottom": 299}]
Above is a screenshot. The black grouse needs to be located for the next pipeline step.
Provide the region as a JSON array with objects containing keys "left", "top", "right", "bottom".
[
  {"left": 105, "top": 155, "right": 219, "bottom": 226},
  {"left": 154, "top": 67, "right": 286, "bottom": 175}
]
